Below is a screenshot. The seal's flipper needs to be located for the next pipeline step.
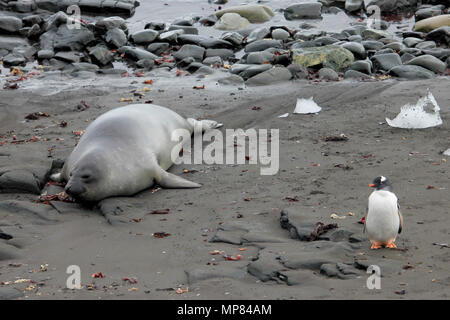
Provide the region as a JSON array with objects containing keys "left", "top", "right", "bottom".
[
  {"left": 156, "top": 169, "right": 201, "bottom": 188},
  {"left": 187, "top": 118, "right": 223, "bottom": 134}
]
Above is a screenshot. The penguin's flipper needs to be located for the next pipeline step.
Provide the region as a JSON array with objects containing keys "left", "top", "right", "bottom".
[
  {"left": 363, "top": 206, "right": 368, "bottom": 234},
  {"left": 398, "top": 205, "right": 403, "bottom": 234}
]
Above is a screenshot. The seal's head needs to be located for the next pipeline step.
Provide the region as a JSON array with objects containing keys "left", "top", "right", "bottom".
[{"left": 65, "top": 154, "right": 106, "bottom": 202}]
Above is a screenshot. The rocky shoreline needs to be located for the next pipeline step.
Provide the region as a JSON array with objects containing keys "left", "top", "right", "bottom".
[{"left": 0, "top": 0, "right": 449, "bottom": 87}]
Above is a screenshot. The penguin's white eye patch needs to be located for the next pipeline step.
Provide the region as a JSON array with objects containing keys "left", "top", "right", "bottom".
[{"left": 380, "top": 176, "right": 386, "bottom": 182}]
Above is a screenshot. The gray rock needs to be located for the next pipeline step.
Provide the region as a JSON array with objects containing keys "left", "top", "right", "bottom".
[
  {"left": 54, "top": 51, "right": 82, "bottom": 63},
  {"left": 0, "top": 200, "right": 59, "bottom": 223},
  {"left": 159, "top": 29, "right": 184, "bottom": 42},
  {"left": 415, "top": 6, "right": 442, "bottom": 21},
  {"left": 136, "top": 59, "right": 155, "bottom": 69},
  {"left": 382, "top": 42, "right": 406, "bottom": 51},
  {"left": 349, "top": 60, "right": 372, "bottom": 74},
  {"left": 147, "top": 42, "right": 170, "bottom": 55},
  {"left": 341, "top": 41, "right": 366, "bottom": 59},
  {"left": 348, "top": 35, "right": 362, "bottom": 42},
  {"left": 22, "top": 15, "right": 43, "bottom": 27},
  {"left": 203, "top": 56, "right": 223, "bottom": 66},
  {"left": 35, "top": 0, "right": 138, "bottom": 17},
  {"left": 195, "top": 65, "right": 215, "bottom": 75},
  {"left": 245, "top": 39, "right": 282, "bottom": 52},
  {"left": 345, "top": 0, "right": 364, "bottom": 12},
  {"left": 38, "top": 49, "right": 55, "bottom": 59},
  {"left": 375, "top": 48, "right": 395, "bottom": 55},
  {"left": 366, "top": 0, "right": 418, "bottom": 14},
  {"left": 66, "top": 62, "right": 99, "bottom": 73},
  {"left": 233, "top": 63, "right": 272, "bottom": 79},
  {"left": 217, "top": 74, "right": 245, "bottom": 85},
  {"left": 168, "top": 25, "right": 198, "bottom": 35},
  {"left": 106, "top": 28, "right": 127, "bottom": 48},
  {"left": 246, "top": 51, "right": 275, "bottom": 64},
  {"left": 177, "top": 34, "right": 233, "bottom": 49},
  {"left": 287, "top": 63, "right": 308, "bottom": 79},
  {"left": 318, "top": 67, "right": 339, "bottom": 80},
  {"left": 2, "top": 52, "right": 26, "bottom": 66},
  {"left": 174, "top": 44, "right": 205, "bottom": 61},
  {"left": 425, "top": 26, "right": 450, "bottom": 46},
  {"left": 0, "top": 16, "right": 23, "bottom": 33},
  {"left": 344, "top": 69, "right": 372, "bottom": 79},
  {"left": 313, "top": 36, "right": 340, "bottom": 46},
  {"left": 389, "top": 65, "right": 435, "bottom": 79},
  {"left": 145, "top": 22, "right": 166, "bottom": 31},
  {"left": 221, "top": 32, "right": 244, "bottom": 46},
  {"left": 272, "top": 28, "right": 290, "bottom": 41},
  {"left": 401, "top": 52, "right": 415, "bottom": 64},
  {"left": 400, "top": 47, "right": 422, "bottom": 56},
  {"left": 118, "top": 46, "right": 158, "bottom": 61},
  {"left": 422, "top": 48, "right": 450, "bottom": 60},
  {"left": 403, "top": 37, "right": 424, "bottom": 47},
  {"left": 415, "top": 40, "right": 436, "bottom": 50},
  {"left": 131, "top": 29, "right": 159, "bottom": 44},
  {"left": 46, "top": 24, "right": 95, "bottom": 51},
  {"left": 95, "top": 16, "right": 127, "bottom": 31},
  {"left": 247, "top": 27, "right": 271, "bottom": 43},
  {"left": 89, "top": 45, "right": 114, "bottom": 66},
  {"left": 406, "top": 54, "right": 446, "bottom": 73},
  {"left": 371, "top": 53, "right": 402, "bottom": 71},
  {"left": 205, "top": 48, "right": 234, "bottom": 59},
  {"left": 362, "top": 29, "right": 392, "bottom": 40},
  {"left": 0, "top": 287, "right": 23, "bottom": 300},
  {"left": 284, "top": 2, "right": 323, "bottom": 20},
  {"left": 362, "top": 40, "right": 384, "bottom": 51},
  {"left": 27, "top": 24, "right": 42, "bottom": 39}
]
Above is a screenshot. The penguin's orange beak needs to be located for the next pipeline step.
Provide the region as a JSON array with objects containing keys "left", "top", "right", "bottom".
[{"left": 368, "top": 184, "right": 376, "bottom": 188}]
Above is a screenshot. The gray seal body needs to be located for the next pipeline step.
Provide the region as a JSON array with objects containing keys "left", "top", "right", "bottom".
[{"left": 55, "top": 104, "right": 218, "bottom": 202}]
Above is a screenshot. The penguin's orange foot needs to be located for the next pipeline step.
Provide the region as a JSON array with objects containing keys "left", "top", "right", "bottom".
[
  {"left": 370, "top": 242, "right": 383, "bottom": 250},
  {"left": 385, "top": 242, "right": 397, "bottom": 249}
]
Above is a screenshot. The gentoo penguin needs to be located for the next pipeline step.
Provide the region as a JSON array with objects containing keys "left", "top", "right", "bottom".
[{"left": 365, "top": 176, "right": 403, "bottom": 249}]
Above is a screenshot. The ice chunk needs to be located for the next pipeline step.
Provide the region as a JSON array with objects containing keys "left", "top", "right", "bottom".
[
  {"left": 294, "top": 97, "right": 322, "bottom": 114},
  {"left": 386, "top": 90, "right": 443, "bottom": 129},
  {"left": 444, "top": 149, "right": 450, "bottom": 156},
  {"left": 278, "top": 113, "right": 289, "bottom": 118}
]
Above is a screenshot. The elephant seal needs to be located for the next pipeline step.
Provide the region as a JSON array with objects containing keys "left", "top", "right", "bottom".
[{"left": 52, "top": 104, "right": 220, "bottom": 202}]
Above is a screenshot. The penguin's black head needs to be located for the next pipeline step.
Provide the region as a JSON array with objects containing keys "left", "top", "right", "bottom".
[{"left": 369, "top": 176, "right": 392, "bottom": 191}]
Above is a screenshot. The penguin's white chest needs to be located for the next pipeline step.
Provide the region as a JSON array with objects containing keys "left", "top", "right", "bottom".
[{"left": 366, "top": 190, "right": 400, "bottom": 243}]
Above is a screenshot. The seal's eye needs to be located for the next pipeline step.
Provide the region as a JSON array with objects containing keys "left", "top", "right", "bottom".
[{"left": 81, "top": 174, "right": 93, "bottom": 182}]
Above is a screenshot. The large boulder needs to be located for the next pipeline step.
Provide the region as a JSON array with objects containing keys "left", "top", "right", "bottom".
[
  {"left": 106, "top": 27, "right": 127, "bottom": 48},
  {"left": 215, "top": 4, "right": 275, "bottom": 23},
  {"left": 214, "top": 13, "right": 250, "bottom": 31},
  {"left": 414, "top": 14, "right": 450, "bottom": 33},
  {"left": 292, "top": 45, "right": 355, "bottom": 71}
]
